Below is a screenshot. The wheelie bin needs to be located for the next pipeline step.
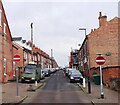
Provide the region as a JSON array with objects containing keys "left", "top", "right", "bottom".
[{"left": 93, "top": 74, "right": 100, "bottom": 85}]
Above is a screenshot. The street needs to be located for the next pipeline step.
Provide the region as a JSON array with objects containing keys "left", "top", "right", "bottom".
[{"left": 23, "top": 70, "right": 92, "bottom": 103}]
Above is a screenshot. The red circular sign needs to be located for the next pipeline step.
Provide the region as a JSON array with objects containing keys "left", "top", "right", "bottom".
[
  {"left": 13, "top": 55, "right": 20, "bottom": 62},
  {"left": 96, "top": 56, "right": 105, "bottom": 65}
]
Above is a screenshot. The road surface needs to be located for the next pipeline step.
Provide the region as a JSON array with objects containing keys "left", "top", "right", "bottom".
[{"left": 24, "top": 70, "right": 92, "bottom": 103}]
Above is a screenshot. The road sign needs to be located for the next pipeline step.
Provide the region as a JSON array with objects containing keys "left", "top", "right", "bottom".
[
  {"left": 13, "top": 54, "right": 20, "bottom": 96},
  {"left": 96, "top": 55, "right": 105, "bottom": 99},
  {"left": 13, "top": 55, "right": 20, "bottom": 62},
  {"left": 96, "top": 56, "right": 105, "bottom": 65}
]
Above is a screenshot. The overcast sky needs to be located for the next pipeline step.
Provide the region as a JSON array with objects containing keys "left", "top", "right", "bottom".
[{"left": 2, "top": 0, "right": 118, "bottom": 67}]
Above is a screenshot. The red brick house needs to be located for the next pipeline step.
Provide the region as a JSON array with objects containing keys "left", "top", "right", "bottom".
[
  {"left": 77, "top": 12, "right": 120, "bottom": 89},
  {"left": 0, "top": 0, "right": 58, "bottom": 83},
  {"left": 69, "top": 51, "right": 72, "bottom": 68},
  {"left": 88, "top": 12, "right": 119, "bottom": 89},
  {"left": 33, "top": 46, "right": 52, "bottom": 69},
  {"left": 12, "top": 43, "right": 18, "bottom": 79},
  {"left": 0, "top": 0, "right": 13, "bottom": 82},
  {"left": 12, "top": 42, "right": 24, "bottom": 79}
]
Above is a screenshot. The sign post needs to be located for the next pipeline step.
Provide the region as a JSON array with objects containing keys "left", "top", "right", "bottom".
[
  {"left": 13, "top": 55, "right": 20, "bottom": 96},
  {"left": 96, "top": 55, "right": 105, "bottom": 99}
]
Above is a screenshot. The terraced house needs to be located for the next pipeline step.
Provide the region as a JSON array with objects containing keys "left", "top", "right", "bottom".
[
  {"left": 0, "top": 0, "right": 13, "bottom": 82},
  {"left": 77, "top": 12, "right": 120, "bottom": 90},
  {"left": 0, "top": 0, "right": 58, "bottom": 82}
]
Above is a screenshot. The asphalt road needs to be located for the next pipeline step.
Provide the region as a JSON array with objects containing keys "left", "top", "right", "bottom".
[{"left": 25, "top": 70, "right": 92, "bottom": 103}]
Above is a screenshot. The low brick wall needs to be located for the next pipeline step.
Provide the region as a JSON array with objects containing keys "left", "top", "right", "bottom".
[{"left": 85, "top": 66, "right": 120, "bottom": 89}]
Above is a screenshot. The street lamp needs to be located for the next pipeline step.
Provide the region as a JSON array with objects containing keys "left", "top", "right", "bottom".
[
  {"left": 79, "top": 28, "right": 91, "bottom": 94},
  {"left": 79, "top": 28, "right": 86, "bottom": 36}
]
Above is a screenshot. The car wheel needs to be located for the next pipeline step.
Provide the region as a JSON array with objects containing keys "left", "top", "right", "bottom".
[
  {"left": 70, "top": 80, "right": 73, "bottom": 83},
  {"left": 21, "top": 79, "right": 24, "bottom": 83},
  {"left": 37, "top": 79, "right": 40, "bottom": 83}
]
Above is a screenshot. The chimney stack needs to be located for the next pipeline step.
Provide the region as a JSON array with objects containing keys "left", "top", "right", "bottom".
[
  {"left": 91, "top": 29, "right": 93, "bottom": 33},
  {"left": 98, "top": 12, "right": 107, "bottom": 27}
]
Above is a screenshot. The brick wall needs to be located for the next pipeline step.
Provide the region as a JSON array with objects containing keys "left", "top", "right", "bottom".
[
  {"left": 88, "top": 17, "right": 119, "bottom": 69},
  {"left": 0, "top": 0, "right": 13, "bottom": 82},
  {"left": 87, "top": 67, "right": 120, "bottom": 87},
  {"left": 84, "top": 12, "right": 120, "bottom": 89},
  {"left": 0, "top": 34, "right": 2, "bottom": 82}
]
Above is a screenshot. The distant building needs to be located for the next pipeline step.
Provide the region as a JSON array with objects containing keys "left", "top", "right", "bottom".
[
  {"left": 77, "top": 37, "right": 88, "bottom": 73},
  {"left": 69, "top": 50, "right": 72, "bottom": 68},
  {"left": 69, "top": 49, "right": 79, "bottom": 69}
]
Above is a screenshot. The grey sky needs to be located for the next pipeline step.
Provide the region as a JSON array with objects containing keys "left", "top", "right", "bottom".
[{"left": 2, "top": 0, "right": 118, "bottom": 67}]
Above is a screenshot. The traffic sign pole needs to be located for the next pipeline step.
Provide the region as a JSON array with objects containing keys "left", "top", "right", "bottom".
[
  {"left": 13, "top": 55, "right": 20, "bottom": 96},
  {"left": 16, "top": 63, "right": 19, "bottom": 96},
  {"left": 96, "top": 55, "right": 105, "bottom": 99},
  {"left": 100, "top": 65, "right": 104, "bottom": 99}
]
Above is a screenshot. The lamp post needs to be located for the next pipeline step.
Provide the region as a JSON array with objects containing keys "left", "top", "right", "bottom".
[{"left": 79, "top": 28, "right": 91, "bottom": 93}]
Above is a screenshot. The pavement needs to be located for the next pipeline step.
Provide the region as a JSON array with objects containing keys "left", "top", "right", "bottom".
[
  {"left": 1, "top": 81, "right": 44, "bottom": 104},
  {"left": 77, "top": 81, "right": 120, "bottom": 105},
  {"left": 1, "top": 79, "right": 120, "bottom": 104}
]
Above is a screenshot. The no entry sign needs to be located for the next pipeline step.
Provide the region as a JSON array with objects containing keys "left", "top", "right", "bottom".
[
  {"left": 96, "top": 55, "right": 105, "bottom": 99},
  {"left": 96, "top": 56, "right": 105, "bottom": 65},
  {"left": 13, "top": 55, "right": 20, "bottom": 62}
]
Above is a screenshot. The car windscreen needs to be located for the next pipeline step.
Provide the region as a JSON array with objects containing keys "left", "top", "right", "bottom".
[
  {"left": 43, "top": 70, "right": 48, "bottom": 73},
  {"left": 71, "top": 73, "right": 82, "bottom": 77},
  {"left": 24, "top": 68, "right": 36, "bottom": 74}
]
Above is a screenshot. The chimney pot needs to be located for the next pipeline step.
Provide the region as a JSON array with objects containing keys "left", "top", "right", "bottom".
[
  {"left": 99, "top": 12, "right": 102, "bottom": 17},
  {"left": 91, "top": 29, "right": 93, "bottom": 33},
  {"left": 98, "top": 12, "right": 107, "bottom": 27}
]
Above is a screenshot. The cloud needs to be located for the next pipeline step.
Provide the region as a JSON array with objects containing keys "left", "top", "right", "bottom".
[{"left": 2, "top": 1, "right": 118, "bottom": 66}]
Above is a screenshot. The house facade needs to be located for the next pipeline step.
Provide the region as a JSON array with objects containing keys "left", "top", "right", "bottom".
[
  {"left": 0, "top": 0, "right": 13, "bottom": 82},
  {"left": 77, "top": 12, "right": 120, "bottom": 88},
  {"left": 0, "top": 0, "right": 59, "bottom": 82}
]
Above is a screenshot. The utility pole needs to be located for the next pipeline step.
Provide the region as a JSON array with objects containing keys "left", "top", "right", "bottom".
[
  {"left": 86, "top": 36, "right": 91, "bottom": 94},
  {"left": 51, "top": 49, "right": 53, "bottom": 68},
  {"left": 31, "top": 23, "right": 33, "bottom": 61}
]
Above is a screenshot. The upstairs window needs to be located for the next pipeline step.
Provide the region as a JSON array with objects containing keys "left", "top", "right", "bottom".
[
  {"left": 3, "top": 23, "right": 7, "bottom": 39},
  {"left": 0, "top": 9, "right": 2, "bottom": 27},
  {"left": 4, "top": 58, "right": 7, "bottom": 75},
  {"left": 4, "top": 23, "right": 6, "bottom": 34}
]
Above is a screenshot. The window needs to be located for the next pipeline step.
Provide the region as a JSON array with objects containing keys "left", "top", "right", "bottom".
[
  {"left": 13, "top": 62, "right": 15, "bottom": 76},
  {"left": 24, "top": 52, "right": 27, "bottom": 59},
  {"left": 4, "top": 23, "right": 6, "bottom": 35},
  {"left": 0, "top": 9, "right": 2, "bottom": 27},
  {"left": 29, "top": 54, "right": 32, "bottom": 61},
  {"left": 4, "top": 58, "right": 7, "bottom": 75}
]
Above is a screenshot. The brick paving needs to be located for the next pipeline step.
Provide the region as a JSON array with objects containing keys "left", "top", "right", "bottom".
[
  {"left": 1, "top": 80, "right": 120, "bottom": 104},
  {"left": 78, "top": 81, "right": 120, "bottom": 104},
  {"left": 1, "top": 81, "right": 43, "bottom": 104}
]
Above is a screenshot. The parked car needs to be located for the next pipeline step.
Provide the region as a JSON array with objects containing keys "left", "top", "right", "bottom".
[
  {"left": 42, "top": 68, "right": 50, "bottom": 77},
  {"left": 50, "top": 68, "right": 57, "bottom": 74},
  {"left": 65, "top": 68, "right": 71, "bottom": 76},
  {"left": 68, "top": 69, "right": 77, "bottom": 78},
  {"left": 41, "top": 70, "right": 45, "bottom": 79},
  {"left": 21, "top": 63, "right": 41, "bottom": 83},
  {"left": 69, "top": 72, "right": 83, "bottom": 84}
]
